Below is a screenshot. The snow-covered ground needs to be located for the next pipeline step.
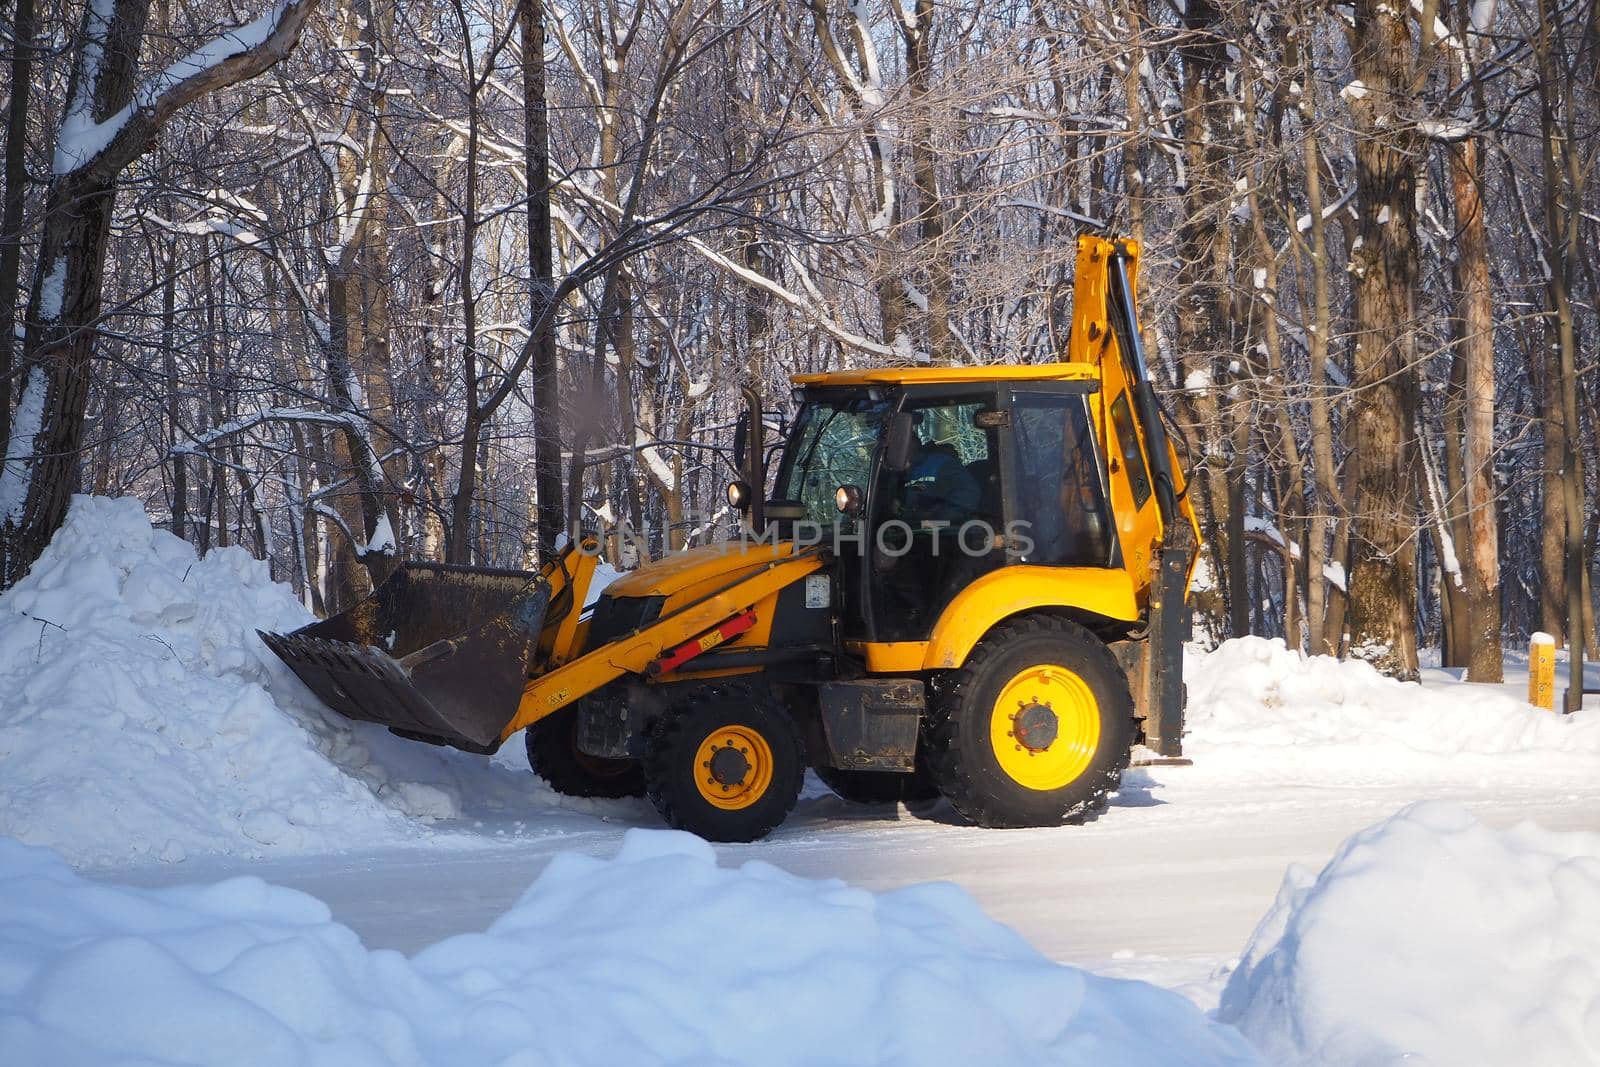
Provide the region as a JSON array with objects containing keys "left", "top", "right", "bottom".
[{"left": 4, "top": 497, "right": 1600, "bottom": 1065}]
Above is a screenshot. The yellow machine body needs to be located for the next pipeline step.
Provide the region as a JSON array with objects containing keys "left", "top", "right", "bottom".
[
  {"left": 498, "top": 545, "right": 823, "bottom": 740},
  {"left": 262, "top": 232, "right": 1201, "bottom": 828}
]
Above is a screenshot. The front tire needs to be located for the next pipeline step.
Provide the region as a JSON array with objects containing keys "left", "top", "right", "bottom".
[
  {"left": 924, "top": 615, "right": 1133, "bottom": 828},
  {"left": 525, "top": 706, "right": 646, "bottom": 799},
  {"left": 643, "top": 683, "right": 805, "bottom": 842}
]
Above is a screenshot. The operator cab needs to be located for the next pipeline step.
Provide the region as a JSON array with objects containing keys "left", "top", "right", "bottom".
[{"left": 735, "top": 373, "right": 1123, "bottom": 647}]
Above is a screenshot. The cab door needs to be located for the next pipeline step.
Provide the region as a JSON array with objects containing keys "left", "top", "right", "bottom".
[
  {"left": 999, "top": 385, "right": 1120, "bottom": 571},
  {"left": 864, "top": 389, "right": 1004, "bottom": 642}
]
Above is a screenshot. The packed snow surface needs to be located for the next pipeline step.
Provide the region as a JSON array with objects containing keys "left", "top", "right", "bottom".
[
  {"left": 1218, "top": 801, "right": 1600, "bottom": 1065},
  {"left": 0, "top": 497, "right": 569, "bottom": 867},
  {"left": 1184, "top": 636, "right": 1600, "bottom": 769},
  {"left": 0, "top": 829, "right": 1262, "bottom": 1067}
]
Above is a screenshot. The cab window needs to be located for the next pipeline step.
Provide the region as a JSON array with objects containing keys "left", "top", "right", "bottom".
[
  {"left": 1010, "top": 392, "right": 1116, "bottom": 567},
  {"left": 777, "top": 396, "right": 890, "bottom": 527}
]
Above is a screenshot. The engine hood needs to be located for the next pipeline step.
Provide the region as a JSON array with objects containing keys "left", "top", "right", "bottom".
[{"left": 599, "top": 540, "right": 798, "bottom": 604}]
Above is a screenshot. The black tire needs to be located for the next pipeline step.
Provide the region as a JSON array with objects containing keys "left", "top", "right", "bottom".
[
  {"left": 924, "top": 615, "right": 1133, "bottom": 828},
  {"left": 525, "top": 706, "right": 646, "bottom": 799},
  {"left": 643, "top": 683, "right": 805, "bottom": 842},
  {"left": 815, "top": 759, "right": 940, "bottom": 806}
]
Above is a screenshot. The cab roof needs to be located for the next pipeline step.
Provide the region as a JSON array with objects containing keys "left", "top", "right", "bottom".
[{"left": 790, "top": 362, "right": 1099, "bottom": 388}]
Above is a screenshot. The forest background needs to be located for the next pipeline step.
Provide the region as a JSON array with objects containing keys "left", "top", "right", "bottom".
[{"left": 0, "top": 0, "right": 1595, "bottom": 684}]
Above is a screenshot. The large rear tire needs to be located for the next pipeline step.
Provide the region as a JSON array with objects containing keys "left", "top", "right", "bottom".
[
  {"left": 924, "top": 615, "right": 1133, "bottom": 828},
  {"left": 525, "top": 706, "right": 646, "bottom": 799},
  {"left": 643, "top": 683, "right": 804, "bottom": 842}
]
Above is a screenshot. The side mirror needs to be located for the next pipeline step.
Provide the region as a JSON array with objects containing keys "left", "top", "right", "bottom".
[
  {"left": 884, "top": 412, "right": 915, "bottom": 473},
  {"left": 834, "top": 484, "right": 864, "bottom": 517},
  {"left": 732, "top": 411, "right": 749, "bottom": 471}
]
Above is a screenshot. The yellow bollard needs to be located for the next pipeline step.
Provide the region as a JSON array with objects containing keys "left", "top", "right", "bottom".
[{"left": 1529, "top": 633, "right": 1556, "bottom": 711}]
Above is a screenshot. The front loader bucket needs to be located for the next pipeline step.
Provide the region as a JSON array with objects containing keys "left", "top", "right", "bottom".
[{"left": 260, "top": 563, "right": 549, "bottom": 753}]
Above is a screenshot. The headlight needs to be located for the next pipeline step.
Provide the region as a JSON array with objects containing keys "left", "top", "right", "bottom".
[
  {"left": 727, "top": 480, "right": 752, "bottom": 511},
  {"left": 834, "top": 484, "right": 863, "bottom": 515}
]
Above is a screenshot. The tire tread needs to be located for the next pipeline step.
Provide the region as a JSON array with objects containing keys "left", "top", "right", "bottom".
[
  {"left": 644, "top": 682, "right": 804, "bottom": 842},
  {"left": 924, "top": 614, "right": 1133, "bottom": 828}
]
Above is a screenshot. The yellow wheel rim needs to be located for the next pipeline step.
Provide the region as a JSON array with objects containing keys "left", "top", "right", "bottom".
[
  {"left": 693, "top": 725, "right": 775, "bottom": 810},
  {"left": 989, "top": 664, "right": 1100, "bottom": 791}
]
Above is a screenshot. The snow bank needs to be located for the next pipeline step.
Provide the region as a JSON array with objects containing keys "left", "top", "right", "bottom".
[
  {"left": 0, "top": 497, "right": 561, "bottom": 868},
  {"left": 1218, "top": 802, "right": 1600, "bottom": 1065},
  {"left": 1184, "top": 637, "right": 1600, "bottom": 769},
  {"left": 0, "top": 830, "right": 1261, "bottom": 1067}
]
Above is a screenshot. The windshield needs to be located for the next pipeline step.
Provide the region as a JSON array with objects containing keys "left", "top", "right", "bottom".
[{"left": 777, "top": 395, "right": 890, "bottom": 526}]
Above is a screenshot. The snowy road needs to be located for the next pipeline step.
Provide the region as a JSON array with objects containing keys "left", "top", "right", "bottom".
[{"left": 105, "top": 759, "right": 1600, "bottom": 1005}]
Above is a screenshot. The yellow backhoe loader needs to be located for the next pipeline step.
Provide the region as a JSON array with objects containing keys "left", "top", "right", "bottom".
[{"left": 262, "top": 235, "right": 1200, "bottom": 842}]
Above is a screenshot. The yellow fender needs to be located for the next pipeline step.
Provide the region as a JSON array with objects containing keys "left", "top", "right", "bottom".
[{"left": 920, "top": 566, "right": 1140, "bottom": 671}]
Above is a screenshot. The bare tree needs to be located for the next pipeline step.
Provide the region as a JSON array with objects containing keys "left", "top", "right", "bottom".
[{"left": 0, "top": 0, "right": 317, "bottom": 584}]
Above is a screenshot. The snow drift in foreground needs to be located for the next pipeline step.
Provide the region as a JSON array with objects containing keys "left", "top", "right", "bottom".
[
  {"left": 0, "top": 497, "right": 568, "bottom": 868},
  {"left": 0, "top": 829, "right": 1262, "bottom": 1067},
  {"left": 1218, "top": 801, "right": 1600, "bottom": 1066},
  {"left": 1185, "top": 636, "right": 1600, "bottom": 769}
]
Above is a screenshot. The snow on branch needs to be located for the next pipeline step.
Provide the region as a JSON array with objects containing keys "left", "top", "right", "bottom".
[
  {"left": 173, "top": 407, "right": 360, "bottom": 456},
  {"left": 1004, "top": 199, "right": 1108, "bottom": 229},
  {"left": 683, "top": 235, "right": 903, "bottom": 359},
  {"left": 635, "top": 428, "right": 679, "bottom": 495},
  {"left": 55, "top": 0, "right": 318, "bottom": 181},
  {"left": 1415, "top": 118, "right": 1475, "bottom": 142}
]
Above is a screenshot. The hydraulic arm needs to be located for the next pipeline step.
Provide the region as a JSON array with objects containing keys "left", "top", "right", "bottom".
[{"left": 263, "top": 537, "right": 823, "bottom": 754}]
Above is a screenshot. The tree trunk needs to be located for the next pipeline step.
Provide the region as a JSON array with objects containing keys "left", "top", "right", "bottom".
[
  {"left": 1343, "top": 0, "right": 1421, "bottom": 679},
  {"left": 0, "top": 0, "right": 314, "bottom": 586},
  {"left": 1296, "top": 63, "right": 1343, "bottom": 657},
  {"left": 1535, "top": 0, "right": 1590, "bottom": 708},
  {"left": 1451, "top": 131, "right": 1503, "bottom": 682},
  {"left": 449, "top": 0, "right": 487, "bottom": 564},
  {"left": 518, "top": 0, "right": 565, "bottom": 559},
  {"left": 0, "top": 0, "right": 37, "bottom": 447},
  {"left": 0, "top": 0, "right": 152, "bottom": 583},
  {"left": 161, "top": 237, "right": 187, "bottom": 540},
  {"left": 1171, "top": 0, "right": 1239, "bottom": 638},
  {"left": 1538, "top": 339, "right": 1568, "bottom": 643},
  {"left": 903, "top": 0, "right": 953, "bottom": 364}
]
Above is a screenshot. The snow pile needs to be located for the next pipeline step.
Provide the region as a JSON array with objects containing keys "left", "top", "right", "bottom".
[
  {"left": 0, "top": 497, "right": 556, "bottom": 868},
  {"left": 1184, "top": 636, "right": 1600, "bottom": 769},
  {"left": 0, "top": 830, "right": 1262, "bottom": 1067},
  {"left": 1218, "top": 802, "right": 1600, "bottom": 1065}
]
